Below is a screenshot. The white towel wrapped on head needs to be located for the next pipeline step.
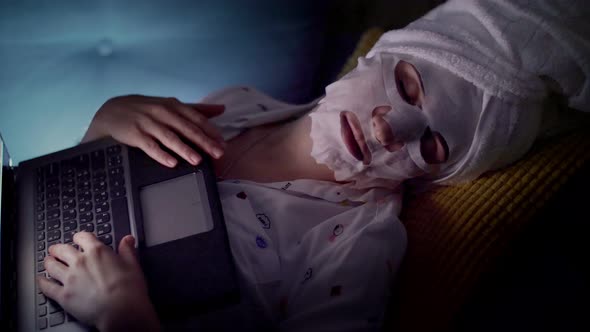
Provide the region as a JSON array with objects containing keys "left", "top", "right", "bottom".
[{"left": 367, "top": 0, "right": 590, "bottom": 185}]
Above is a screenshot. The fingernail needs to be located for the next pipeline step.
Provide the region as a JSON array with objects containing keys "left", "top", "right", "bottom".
[
  {"left": 167, "top": 158, "right": 177, "bottom": 167},
  {"left": 212, "top": 148, "right": 224, "bottom": 159},
  {"left": 190, "top": 154, "right": 201, "bottom": 165}
]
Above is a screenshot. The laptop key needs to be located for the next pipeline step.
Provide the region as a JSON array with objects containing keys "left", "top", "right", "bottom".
[
  {"left": 96, "top": 213, "right": 111, "bottom": 224},
  {"left": 37, "top": 251, "right": 46, "bottom": 262},
  {"left": 37, "top": 241, "right": 45, "bottom": 251},
  {"left": 93, "top": 180, "right": 107, "bottom": 192},
  {"left": 108, "top": 155, "right": 122, "bottom": 167},
  {"left": 97, "top": 223, "right": 111, "bottom": 236},
  {"left": 37, "top": 212, "right": 45, "bottom": 221},
  {"left": 91, "top": 150, "right": 106, "bottom": 170},
  {"left": 111, "top": 187, "right": 126, "bottom": 198},
  {"left": 80, "top": 212, "right": 93, "bottom": 223},
  {"left": 46, "top": 178, "right": 59, "bottom": 190},
  {"left": 47, "top": 198, "right": 60, "bottom": 209},
  {"left": 78, "top": 190, "right": 92, "bottom": 202},
  {"left": 62, "top": 198, "right": 76, "bottom": 210},
  {"left": 92, "top": 169, "right": 107, "bottom": 181},
  {"left": 47, "top": 220, "right": 60, "bottom": 231},
  {"left": 37, "top": 262, "right": 45, "bottom": 272},
  {"left": 44, "top": 162, "right": 60, "bottom": 178},
  {"left": 49, "top": 312, "right": 65, "bottom": 327},
  {"left": 79, "top": 201, "right": 92, "bottom": 213},
  {"left": 37, "top": 222, "right": 45, "bottom": 232},
  {"left": 76, "top": 169, "right": 90, "bottom": 180},
  {"left": 64, "top": 231, "right": 76, "bottom": 244},
  {"left": 95, "top": 201, "right": 109, "bottom": 214},
  {"left": 63, "top": 220, "right": 77, "bottom": 232},
  {"left": 38, "top": 305, "right": 47, "bottom": 317},
  {"left": 37, "top": 294, "right": 47, "bottom": 305},
  {"left": 61, "top": 188, "right": 76, "bottom": 200},
  {"left": 108, "top": 166, "right": 124, "bottom": 177},
  {"left": 106, "top": 145, "right": 122, "bottom": 155},
  {"left": 73, "top": 154, "right": 90, "bottom": 170},
  {"left": 37, "top": 232, "right": 45, "bottom": 241},
  {"left": 98, "top": 234, "right": 113, "bottom": 245},
  {"left": 79, "top": 223, "right": 94, "bottom": 233},
  {"left": 63, "top": 209, "right": 77, "bottom": 221},
  {"left": 47, "top": 209, "right": 60, "bottom": 221},
  {"left": 95, "top": 191, "right": 109, "bottom": 203},
  {"left": 61, "top": 177, "right": 75, "bottom": 189},
  {"left": 78, "top": 180, "right": 91, "bottom": 190},
  {"left": 38, "top": 317, "right": 48, "bottom": 330},
  {"left": 47, "top": 230, "right": 61, "bottom": 242},
  {"left": 36, "top": 202, "right": 45, "bottom": 212},
  {"left": 109, "top": 175, "right": 125, "bottom": 187},
  {"left": 46, "top": 189, "right": 60, "bottom": 200}
]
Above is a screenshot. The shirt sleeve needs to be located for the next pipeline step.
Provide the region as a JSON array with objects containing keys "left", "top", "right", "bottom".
[{"left": 278, "top": 200, "right": 407, "bottom": 332}]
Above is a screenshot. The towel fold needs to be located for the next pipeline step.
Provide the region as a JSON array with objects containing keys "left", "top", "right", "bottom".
[{"left": 367, "top": 0, "right": 590, "bottom": 185}]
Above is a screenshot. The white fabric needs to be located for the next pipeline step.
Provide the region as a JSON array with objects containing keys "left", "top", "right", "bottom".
[
  {"left": 367, "top": 0, "right": 590, "bottom": 186},
  {"left": 309, "top": 53, "right": 484, "bottom": 190},
  {"left": 190, "top": 86, "right": 407, "bottom": 331}
]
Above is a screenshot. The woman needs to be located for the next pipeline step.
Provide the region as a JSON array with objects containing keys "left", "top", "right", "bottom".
[{"left": 36, "top": 0, "right": 589, "bottom": 330}]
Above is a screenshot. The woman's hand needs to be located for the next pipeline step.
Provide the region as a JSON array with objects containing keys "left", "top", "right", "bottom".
[
  {"left": 37, "top": 233, "right": 160, "bottom": 332},
  {"left": 82, "top": 95, "right": 227, "bottom": 167}
]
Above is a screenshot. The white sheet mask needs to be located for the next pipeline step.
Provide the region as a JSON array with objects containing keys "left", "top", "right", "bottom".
[{"left": 309, "top": 53, "right": 483, "bottom": 189}]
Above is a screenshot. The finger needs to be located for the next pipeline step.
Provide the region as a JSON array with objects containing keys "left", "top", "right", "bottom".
[
  {"left": 118, "top": 235, "right": 140, "bottom": 268},
  {"left": 73, "top": 231, "right": 104, "bottom": 253},
  {"left": 48, "top": 243, "right": 80, "bottom": 266},
  {"left": 37, "top": 275, "right": 64, "bottom": 303},
  {"left": 136, "top": 115, "right": 203, "bottom": 166},
  {"left": 172, "top": 102, "right": 225, "bottom": 143},
  {"left": 44, "top": 256, "right": 68, "bottom": 284},
  {"left": 130, "top": 128, "right": 179, "bottom": 168},
  {"left": 185, "top": 103, "right": 225, "bottom": 118},
  {"left": 149, "top": 105, "right": 225, "bottom": 160}
]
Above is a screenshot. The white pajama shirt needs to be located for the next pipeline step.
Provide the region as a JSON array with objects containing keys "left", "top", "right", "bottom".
[{"left": 175, "top": 87, "right": 407, "bottom": 331}]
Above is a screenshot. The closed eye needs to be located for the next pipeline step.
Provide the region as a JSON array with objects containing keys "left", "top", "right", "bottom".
[
  {"left": 394, "top": 60, "right": 424, "bottom": 107},
  {"left": 396, "top": 79, "right": 411, "bottom": 104},
  {"left": 420, "top": 127, "right": 449, "bottom": 164}
]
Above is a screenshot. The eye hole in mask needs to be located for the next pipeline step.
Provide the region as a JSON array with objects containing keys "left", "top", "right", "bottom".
[{"left": 376, "top": 60, "right": 450, "bottom": 164}]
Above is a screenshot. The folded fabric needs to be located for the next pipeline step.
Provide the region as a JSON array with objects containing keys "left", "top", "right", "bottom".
[{"left": 367, "top": 0, "right": 590, "bottom": 186}]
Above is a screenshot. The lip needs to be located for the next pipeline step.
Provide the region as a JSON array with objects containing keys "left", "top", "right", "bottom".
[{"left": 340, "top": 112, "right": 371, "bottom": 164}]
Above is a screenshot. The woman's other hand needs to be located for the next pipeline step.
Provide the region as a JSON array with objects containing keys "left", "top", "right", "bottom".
[
  {"left": 82, "top": 95, "right": 226, "bottom": 167},
  {"left": 37, "top": 233, "right": 160, "bottom": 332}
]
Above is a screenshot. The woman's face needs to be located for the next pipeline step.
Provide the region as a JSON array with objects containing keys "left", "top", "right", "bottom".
[
  {"left": 309, "top": 53, "right": 482, "bottom": 188},
  {"left": 347, "top": 60, "right": 449, "bottom": 166}
]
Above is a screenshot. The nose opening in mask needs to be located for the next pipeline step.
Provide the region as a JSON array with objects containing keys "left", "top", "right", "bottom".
[{"left": 372, "top": 106, "right": 405, "bottom": 152}]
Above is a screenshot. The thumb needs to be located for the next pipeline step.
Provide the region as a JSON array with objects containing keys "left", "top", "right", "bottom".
[{"left": 118, "top": 235, "right": 140, "bottom": 267}]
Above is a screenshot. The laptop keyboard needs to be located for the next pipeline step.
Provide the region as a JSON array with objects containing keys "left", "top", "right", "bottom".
[{"left": 34, "top": 144, "right": 127, "bottom": 330}]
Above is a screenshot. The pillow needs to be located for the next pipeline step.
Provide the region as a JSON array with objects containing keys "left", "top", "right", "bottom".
[
  {"left": 0, "top": 0, "right": 328, "bottom": 163},
  {"left": 339, "top": 27, "right": 590, "bottom": 332}
]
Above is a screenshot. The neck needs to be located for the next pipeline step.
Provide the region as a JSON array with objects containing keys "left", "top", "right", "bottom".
[{"left": 268, "top": 113, "right": 337, "bottom": 182}]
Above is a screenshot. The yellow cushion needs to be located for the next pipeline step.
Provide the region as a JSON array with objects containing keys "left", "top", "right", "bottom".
[{"left": 338, "top": 28, "right": 590, "bottom": 331}]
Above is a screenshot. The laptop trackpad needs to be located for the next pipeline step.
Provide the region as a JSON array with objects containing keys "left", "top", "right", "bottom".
[{"left": 139, "top": 172, "right": 214, "bottom": 247}]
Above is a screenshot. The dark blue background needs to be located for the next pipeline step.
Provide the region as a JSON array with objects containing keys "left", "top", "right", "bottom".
[{"left": 0, "top": 0, "right": 358, "bottom": 163}]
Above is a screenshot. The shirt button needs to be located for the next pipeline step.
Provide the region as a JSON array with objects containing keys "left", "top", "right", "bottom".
[{"left": 256, "top": 235, "right": 267, "bottom": 249}]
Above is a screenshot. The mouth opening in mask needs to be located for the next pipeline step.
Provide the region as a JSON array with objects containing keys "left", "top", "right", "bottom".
[{"left": 340, "top": 111, "right": 372, "bottom": 165}]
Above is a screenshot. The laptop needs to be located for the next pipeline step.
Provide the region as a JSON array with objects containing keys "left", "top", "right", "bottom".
[{"left": 0, "top": 133, "right": 240, "bottom": 331}]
